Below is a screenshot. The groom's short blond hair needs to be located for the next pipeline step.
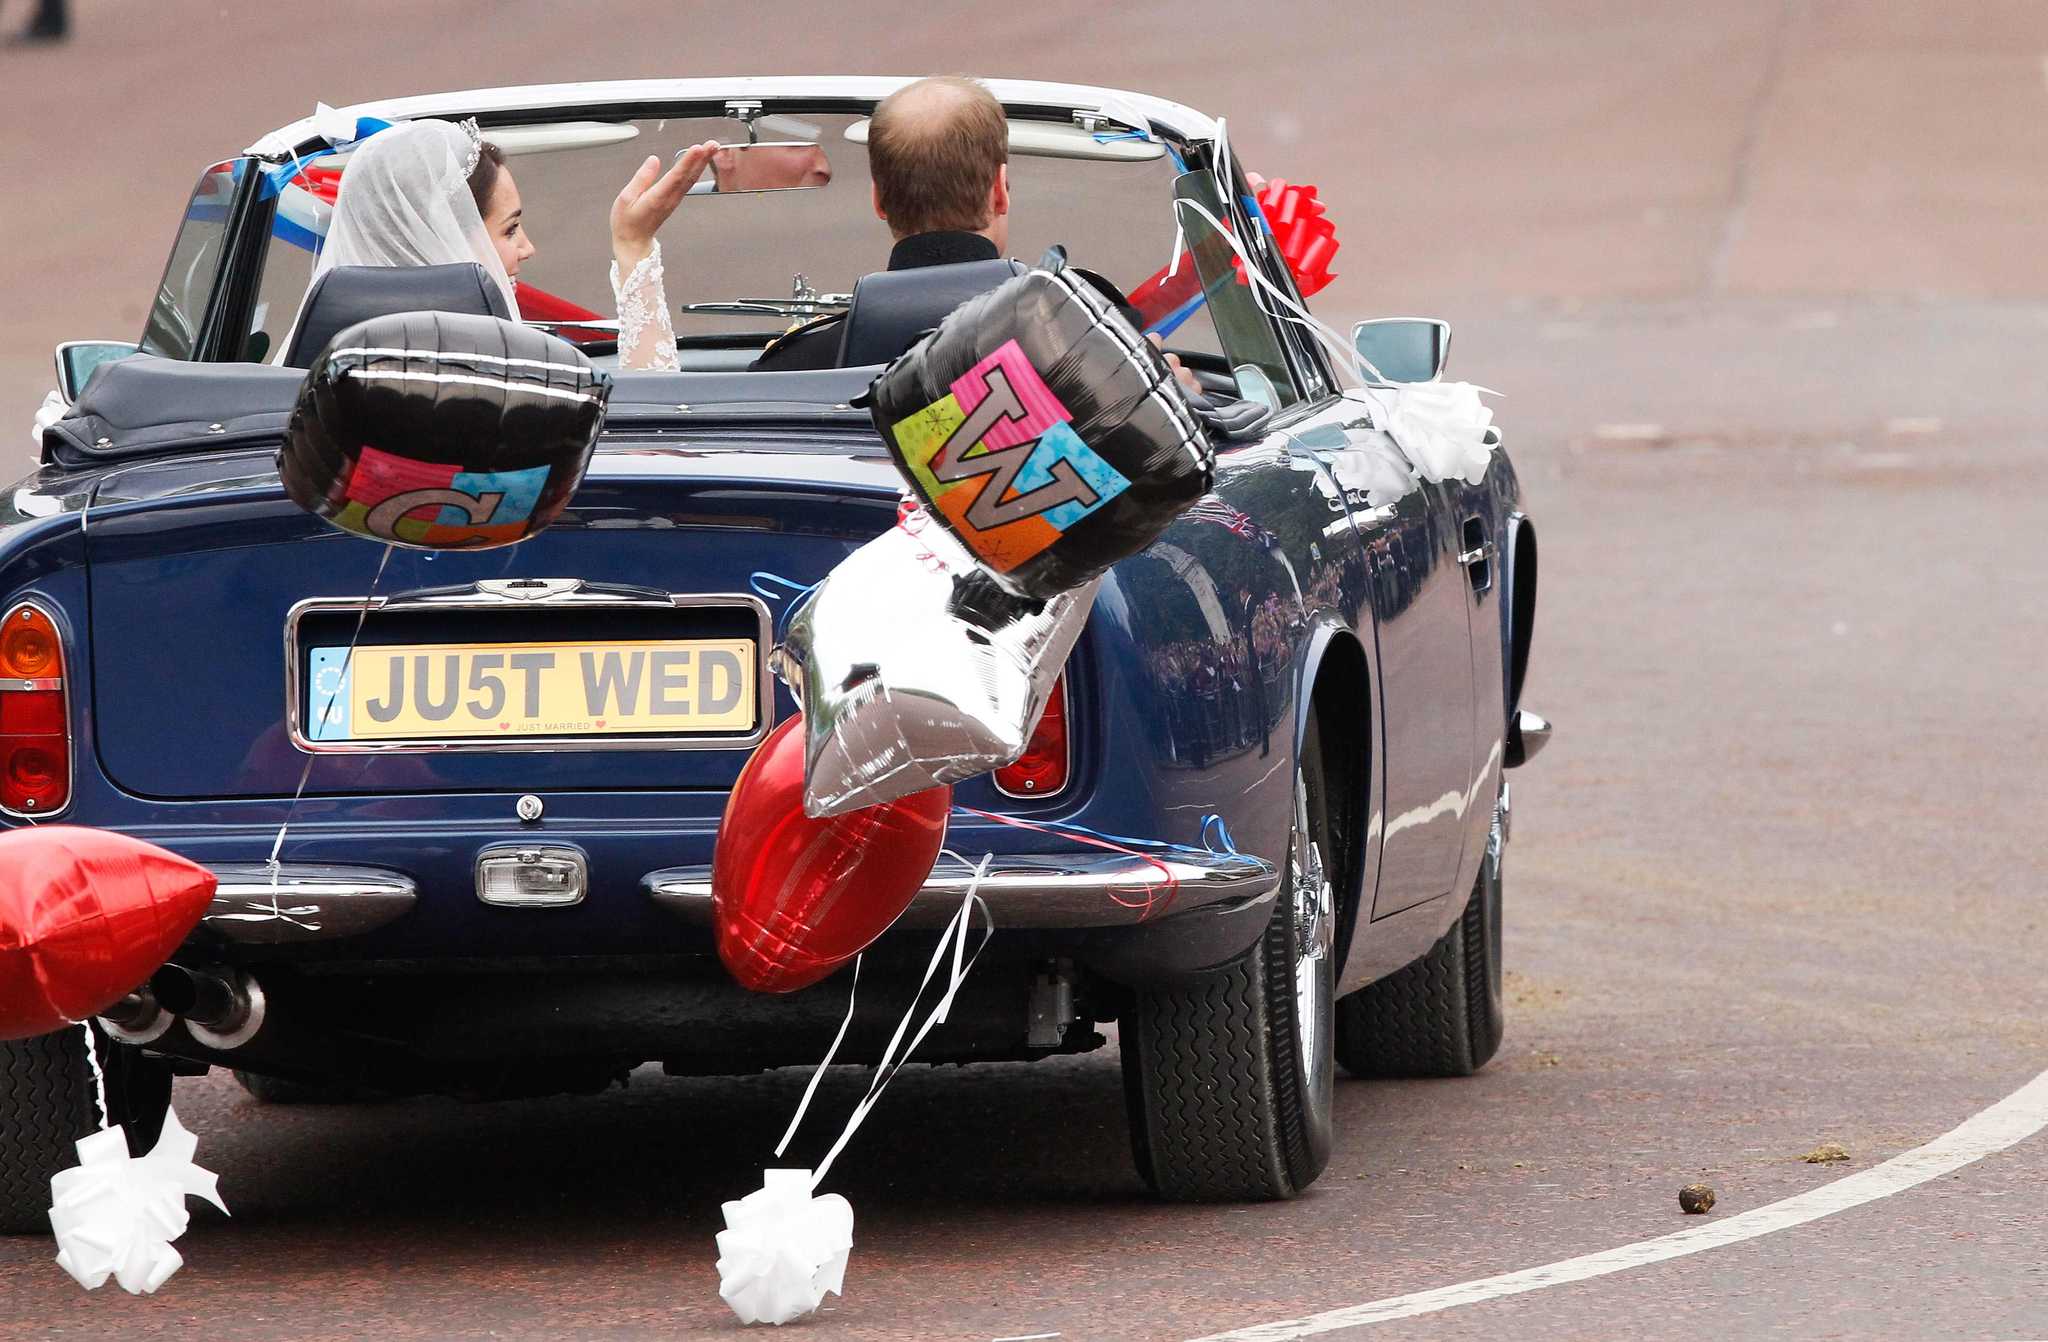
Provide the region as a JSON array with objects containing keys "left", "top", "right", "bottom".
[{"left": 868, "top": 76, "right": 1008, "bottom": 238}]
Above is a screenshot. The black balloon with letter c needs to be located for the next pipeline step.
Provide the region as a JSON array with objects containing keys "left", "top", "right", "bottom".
[{"left": 280, "top": 311, "right": 610, "bottom": 549}]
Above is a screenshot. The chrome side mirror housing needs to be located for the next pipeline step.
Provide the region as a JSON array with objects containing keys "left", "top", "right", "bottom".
[
  {"left": 1351, "top": 318, "right": 1450, "bottom": 387},
  {"left": 54, "top": 340, "right": 141, "bottom": 404},
  {"left": 1504, "top": 708, "right": 1551, "bottom": 768}
]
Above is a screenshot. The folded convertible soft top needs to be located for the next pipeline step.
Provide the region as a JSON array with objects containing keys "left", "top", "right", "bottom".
[{"left": 42, "top": 355, "right": 883, "bottom": 470}]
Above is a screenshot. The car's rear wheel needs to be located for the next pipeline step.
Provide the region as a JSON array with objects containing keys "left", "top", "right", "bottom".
[
  {"left": 1335, "top": 796, "right": 1505, "bottom": 1078},
  {"left": 1119, "top": 711, "right": 1336, "bottom": 1201},
  {"left": 1, "top": 1024, "right": 174, "bottom": 1234}
]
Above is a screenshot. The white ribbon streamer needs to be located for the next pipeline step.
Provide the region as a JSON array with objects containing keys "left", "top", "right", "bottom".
[
  {"left": 78, "top": 1023, "right": 109, "bottom": 1133},
  {"left": 809, "top": 855, "right": 992, "bottom": 1187},
  {"left": 48, "top": 1107, "right": 226, "bottom": 1294},
  {"left": 717, "top": 855, "right": 993, "bottom": 1326},
  {"left": 774, "top": 955, "right": 862, "bottom": 1159}
]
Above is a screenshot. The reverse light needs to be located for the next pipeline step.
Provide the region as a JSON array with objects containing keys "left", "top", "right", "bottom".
[
  {"left": 994, "top": 676, "right": 1071, "bottom": 799},
  {"left": 0, "top": 601, "right": 70, "bottom": 816}
]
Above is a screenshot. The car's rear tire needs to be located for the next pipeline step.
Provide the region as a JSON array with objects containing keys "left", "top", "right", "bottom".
[
  {"left": 1, "top": 1024, "right": 174, "bottom": 1234},
  {"left": 1335, "top": 798, "right": 1505, "bottom": 1078},
  {"left": 1119, "top": 711, "right": 1337, "bottom": 1201}
]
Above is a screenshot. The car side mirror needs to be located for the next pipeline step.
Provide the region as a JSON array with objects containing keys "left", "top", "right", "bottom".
[
  {"left": 1351, "top": 318, "right": 1450, "bottom": 387},
  {"left": 55, "top": 340, "right": 141, "bottom": 404}
]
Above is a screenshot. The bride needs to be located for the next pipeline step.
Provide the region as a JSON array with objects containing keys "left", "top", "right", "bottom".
[{"left": 305, "top": 116, "right": 712, "bottom": 371}]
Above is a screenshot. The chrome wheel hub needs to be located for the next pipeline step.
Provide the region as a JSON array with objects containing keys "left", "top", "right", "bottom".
[{"left": 1290, "top": 771, "right": 1334, "bottom": 1079}]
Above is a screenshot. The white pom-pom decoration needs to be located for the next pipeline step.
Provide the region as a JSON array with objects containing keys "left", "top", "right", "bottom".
[
  {"left": 1380, "top": 380, "right": 1497, "bottom": 486},
  {"left": 48, "top": 1106, "right": 226, "bottom": 1295},
  {"left": 715, "top": 1168, "right": 853, "bottom": 1326}
]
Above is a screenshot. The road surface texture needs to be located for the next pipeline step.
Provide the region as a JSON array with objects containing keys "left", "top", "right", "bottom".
[{"left": 3, "top": 3, "right": 2046, "bottom": 1338}]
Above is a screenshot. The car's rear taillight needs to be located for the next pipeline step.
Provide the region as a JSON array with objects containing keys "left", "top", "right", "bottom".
[
  {"left": 994, "top": 675, "right": 1070, "bottom": 799},
  {"left": 0, "top": 601, "right": 69, "bottom": 816}
]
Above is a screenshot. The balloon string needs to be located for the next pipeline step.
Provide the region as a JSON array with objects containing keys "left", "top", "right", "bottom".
[
  {"left": 266, "top": 544, "right": 395, "bottom": 913},
  {"left": 960, "top": 805, "right": 1256, "bottom": 869},
  {"left": 808, "top": 855, "right": 992, "bottom": 1190},
  {"left": 892, "top": 498, "right": 948, "bottom": 574},
  {"left": 954, "top": 806, "right": 1183, "bottom": 920},
  {"left": 773, "top": 954, "right": 861, "bottom": 1158},
  {"left": 79, "top": 1022, "right": 110, "bottom": 1131}
]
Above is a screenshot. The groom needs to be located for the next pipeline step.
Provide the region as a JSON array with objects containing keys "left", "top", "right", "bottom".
[{"left": 753, "top": 76, "right": 1013, "bottom": 371}]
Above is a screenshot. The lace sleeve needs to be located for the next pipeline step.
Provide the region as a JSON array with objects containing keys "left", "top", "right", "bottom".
[{"left": 611, "top": 239, "right": 679, "bottom": 372}]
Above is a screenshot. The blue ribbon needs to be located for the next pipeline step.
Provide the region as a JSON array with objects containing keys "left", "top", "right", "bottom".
[
  {"left": 1144, "top": 290, "right": 1209, "bottom": 340},
  {"left": 257, "top": 115, "right": 394, "bottom": 200},
  {"left": 749, "top": 571, "right": 819, "bottom": 637}
]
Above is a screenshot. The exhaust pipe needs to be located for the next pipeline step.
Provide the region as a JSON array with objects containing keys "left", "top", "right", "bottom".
[
  {"left": 150, "top": 963, "right": 266, "bottom": 1050},
  {"left": 98, "top": 984, "right": 172, "bottom": 1045}
]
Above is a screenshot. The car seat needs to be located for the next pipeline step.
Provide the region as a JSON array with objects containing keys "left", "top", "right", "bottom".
[
  {"left": 283, "top": 262, "right": 511, "bottom": 368},
  {"left": 834, "top": 258, "right": 1025, "bottom": 368}
]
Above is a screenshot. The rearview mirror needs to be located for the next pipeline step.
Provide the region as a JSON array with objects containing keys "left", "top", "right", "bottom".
[
  {"left": 54, "top": 340, "right": 140, "bottom": 404},
  {"left": 686, "top": 142, "right": 834, "bottom": 195},
  {"left": 1351, "top": 318, "right": 1450, "bottom": 387}
]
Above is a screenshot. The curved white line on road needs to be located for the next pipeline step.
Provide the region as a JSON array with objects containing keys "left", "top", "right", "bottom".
[{"left": 1189, "top": 1067, "right": 2048, "bottom": 1341}]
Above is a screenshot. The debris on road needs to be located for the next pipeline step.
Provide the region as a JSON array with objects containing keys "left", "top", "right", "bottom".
[
  {"left": 1678, "top": 1184, "right": 1716, "bottom": 1214},
  {"left": 1802, "top": 1143, "right": 1851, "bottom": 1164}
]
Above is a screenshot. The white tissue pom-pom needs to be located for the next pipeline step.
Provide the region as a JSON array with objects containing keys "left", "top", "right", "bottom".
[
  {"left": 30, "top": 388, "right": 65, "bottom": 449},
  {"left": 48, "top": 1107, "right": 226, "bottom": 1295},
  {"left": 1325, "top": 438, "right": 1425, "bottom": 511},
  {"left": 715, "top": 1169, "right": 853, "bottom": 1326},
  {"left": 1382, "top": 380, "right": 1497, "bottom": 485}
]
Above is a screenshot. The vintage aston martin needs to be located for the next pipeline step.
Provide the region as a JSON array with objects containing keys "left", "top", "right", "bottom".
[{"left": 0, "top": 77, "right": 1547, "bottom": 1225}]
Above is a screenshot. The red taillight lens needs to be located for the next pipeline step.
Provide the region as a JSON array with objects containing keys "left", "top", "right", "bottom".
[
  {"left": 0, "top": 605, "right": 59, "bottom": 678},
  {"left": 994, "top": 676, "right": 1070, "bottom": 798},
  {"left": 0, "top": 603, "right": 68, "bottom": 815}
]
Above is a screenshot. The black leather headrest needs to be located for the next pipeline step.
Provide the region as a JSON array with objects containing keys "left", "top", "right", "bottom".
[
  {"left": 283, "top": 262, "right": 510, "bottom": 368},
  {"left": 836, "top": 258, "right": 1025, "bottom": 368}
]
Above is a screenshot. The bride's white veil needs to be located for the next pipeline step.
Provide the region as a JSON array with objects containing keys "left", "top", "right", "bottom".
[{"left": 311, "top": 118, "right": 518, "bottom": 315}]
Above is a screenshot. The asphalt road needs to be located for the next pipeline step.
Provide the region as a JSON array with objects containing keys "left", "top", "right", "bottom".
[{"left": 3, "top": 3, "right": 2047, "bottom": 1338}]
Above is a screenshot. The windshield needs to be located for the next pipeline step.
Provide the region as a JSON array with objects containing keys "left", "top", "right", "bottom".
[{"left": 249, "top": 111, "right": 1228, "bottom": 372}]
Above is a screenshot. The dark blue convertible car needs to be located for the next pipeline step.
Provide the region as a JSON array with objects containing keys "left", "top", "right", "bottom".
[{"left": 0, "top": 78, "right": 1547, "bottom": 1221}]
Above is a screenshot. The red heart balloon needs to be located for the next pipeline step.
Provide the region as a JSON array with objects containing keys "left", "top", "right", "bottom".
[
  {"left": 713, "top": 715, "right": 950, "bottom": 993},
  {"left": 0, "top": 827, "right": 216, "bottom": 1040}
]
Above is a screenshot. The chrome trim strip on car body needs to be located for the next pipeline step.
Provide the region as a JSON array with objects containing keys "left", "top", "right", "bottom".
[
  {"left": 643, "top": 850, "right": 1280, "bottom": 930},
  {"left": 281, "top": 580, "right": 775, "bottom": 754},
  {"left": 201, "top": 862, "right": 419, "bottom": 944},
  {"left": 0, "top": 596, "right": 72, "bottom": 822}
]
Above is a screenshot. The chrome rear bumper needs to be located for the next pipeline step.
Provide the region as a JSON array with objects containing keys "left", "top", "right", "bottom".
[
  {"left": 197, "top": 847, "right": 1278, "bottom": 946},
  {"left": 202, "top": 863, "right": 418, "bottom": 944},
  {"left": 643, "top": 850, "right": 1279, "bottom": 929}
]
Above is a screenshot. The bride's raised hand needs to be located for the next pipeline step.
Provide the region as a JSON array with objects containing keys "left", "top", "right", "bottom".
[{"left": 611, "top": 139, "right": 718, "bottom": 270}]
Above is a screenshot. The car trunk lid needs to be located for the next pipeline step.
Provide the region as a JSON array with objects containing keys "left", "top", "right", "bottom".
[{"left": 84, "top": 437, "right": 901, "bottom": 800}]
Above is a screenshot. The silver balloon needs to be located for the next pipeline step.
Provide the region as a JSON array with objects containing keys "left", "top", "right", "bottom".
[{"left": 776, "top": 510, "right": 1099, "bottom": 818}]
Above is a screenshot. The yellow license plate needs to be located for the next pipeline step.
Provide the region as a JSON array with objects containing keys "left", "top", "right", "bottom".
[{"left": 305, "top": 638, "right": 757, "bottom": 742}]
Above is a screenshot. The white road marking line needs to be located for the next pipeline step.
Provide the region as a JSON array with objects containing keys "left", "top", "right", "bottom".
[
  {"left": 1592, "top": 423, "right": 1666, "bottom": 442},
  {"left": 1187, "top": 1067, "right": 2048, "bottom": 1341}
]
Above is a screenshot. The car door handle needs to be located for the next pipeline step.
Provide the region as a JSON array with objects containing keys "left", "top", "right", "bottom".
[{"left": 1457, "top": 540, "right": 1495, "bottom": 567}]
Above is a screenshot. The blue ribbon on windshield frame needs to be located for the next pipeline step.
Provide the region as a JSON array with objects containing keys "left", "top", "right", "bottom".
[{"left": 257, "top": 115, "right": 394, "bottom": 200}]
